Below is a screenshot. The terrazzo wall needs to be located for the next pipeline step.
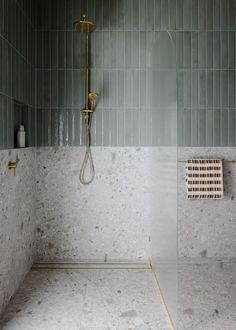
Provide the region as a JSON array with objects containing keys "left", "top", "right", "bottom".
[
  {"left": 0, "top": 148, "right": 36, "bottom": 315},
  {"left": 178, "top": 147, "right": 236, "bottom": 259},
  {"left": 35, "top": 147, "right": 151, "bottom": 262}
]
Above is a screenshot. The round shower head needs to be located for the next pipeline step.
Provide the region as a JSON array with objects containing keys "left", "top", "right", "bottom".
[{"left": 74, "top": 14, "right": 96, "bottom": 33}]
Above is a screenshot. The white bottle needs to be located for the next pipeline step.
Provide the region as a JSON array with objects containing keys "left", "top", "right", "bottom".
[{"left": 17, "top": 125, "right": 26, "bottom": 148}]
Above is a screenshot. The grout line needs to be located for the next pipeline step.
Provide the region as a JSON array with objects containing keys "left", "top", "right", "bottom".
[
  {"left": 150, "top": 262, "right": 175, "bottom": 330},
  {"left": 32, "top": 262, "right": 151, "bottom": 270}
]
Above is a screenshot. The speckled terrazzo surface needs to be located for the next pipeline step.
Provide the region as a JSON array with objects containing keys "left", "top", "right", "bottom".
[
  {"left": 178, "top": 147, "right": 236, "bottom": 258},
  {"left": 35, "top": 147, "right": 152, "bottom": 262},
  {"left": 0, "top": 269, "right": 171, "bottom": 330},
  {"left": 178, "top": 259, "right": 236, "bottom": 330},
  {"left": 0, "top": 148, "right": 36, "bottom": 315}
]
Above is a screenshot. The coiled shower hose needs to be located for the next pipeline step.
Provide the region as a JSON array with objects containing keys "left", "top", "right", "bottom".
[{"left": 79, "top": 114, "right": 95, "bottom": 185}]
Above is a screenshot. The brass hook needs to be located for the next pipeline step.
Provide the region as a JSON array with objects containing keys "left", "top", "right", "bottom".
[{"left": 8, "top": 162, "right": 17, "bottom": 176}]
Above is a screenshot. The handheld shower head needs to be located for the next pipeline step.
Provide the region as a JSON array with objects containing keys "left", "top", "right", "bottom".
[{"left": 88, "top": 91, "right": 99, "bottom": 103}]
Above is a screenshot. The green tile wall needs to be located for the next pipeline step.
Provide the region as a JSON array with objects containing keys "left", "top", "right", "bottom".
[
  {"left": 36, "top": 0, "right": 236, "bottom": 147},
  {"left": 0, "top": 0, "right": 36, "bottom": 149}
]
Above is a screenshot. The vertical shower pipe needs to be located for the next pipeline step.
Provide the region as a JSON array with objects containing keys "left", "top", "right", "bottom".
[{"left": 85, "top": 31, "right": 89, "bottom": 117}]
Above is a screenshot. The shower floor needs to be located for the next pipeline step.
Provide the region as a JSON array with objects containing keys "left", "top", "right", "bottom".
[{"left": 0, "top": 268, "right": 172, "bottom": 330}]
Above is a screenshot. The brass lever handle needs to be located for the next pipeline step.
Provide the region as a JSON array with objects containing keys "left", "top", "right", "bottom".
[{"left": 8, "top": 162, "right": 17, "bottom": 176}]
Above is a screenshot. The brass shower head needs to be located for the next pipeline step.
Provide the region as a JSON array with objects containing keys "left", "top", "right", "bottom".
[{"left": 74, "top": 14, "right": 96, "bottom": 33}]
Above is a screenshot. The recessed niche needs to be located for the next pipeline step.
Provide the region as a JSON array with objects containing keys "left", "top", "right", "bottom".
[{"left": 14, "top": 101, "right": 29, "bottom": 148}]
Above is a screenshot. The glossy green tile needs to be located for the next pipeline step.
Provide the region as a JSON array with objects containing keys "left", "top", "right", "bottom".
[
  {"left": 51, "top": 108, "right": 59, "bottom": 146},
  {"left": 58, "top": 108, "right": 68, "bottom": 146},
  {"left": 228, "top": 109, "right": 235, "bottom": 146},
  {"left": 220, "top": 108, "right": 228, "bottom": 145},
  {"left": 161, "top": 0, "right": 168, "bottom": 29}
]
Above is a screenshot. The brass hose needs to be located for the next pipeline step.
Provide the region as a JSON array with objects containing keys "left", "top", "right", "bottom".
[{"left": 79, "top": 113, "right": 95, "bottom": 185}]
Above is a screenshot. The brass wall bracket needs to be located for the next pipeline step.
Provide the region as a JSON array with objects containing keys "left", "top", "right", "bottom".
[{"left": 7, "top": 161, "right": 17, "bottom": 176}]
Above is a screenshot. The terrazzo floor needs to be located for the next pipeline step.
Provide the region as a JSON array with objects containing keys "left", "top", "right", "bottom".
[
  {"left": 0, "top": 269, "right": 172, "bottom": 330},
  {"left": 178, "top": 260, "right": 236, "bottom": 330}
]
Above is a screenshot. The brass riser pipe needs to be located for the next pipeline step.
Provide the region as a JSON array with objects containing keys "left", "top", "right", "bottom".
[{"left": 85, "top": 33, "right": 89, "bottom": 112}]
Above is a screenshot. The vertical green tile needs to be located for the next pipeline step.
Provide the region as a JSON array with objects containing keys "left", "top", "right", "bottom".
[
  {"left": 228, "top": 0, "right": 235, "bottom": 30},
  {"left": 146, "top": 0, "right": 154, "bottom": 30},
  {"left": 43, "top": 31, "right": 51, "bottom": 69},
  {"left": 51, "top": 70, "right": 58, "bottom": 108},
  {"left": 154, "top": 0, "right": 161, "bottom": 30},
  {"left": 124, "top": 0, "right": 132, "bottom": 30},
  {"left": 51, "top": 31, "right": 58, "bottom": 69},
  {"left": 183, "top": 108, "right": 191, "bottom": 146},
  {"left": 73, "top": 31, "right": 82, "bottom": 68},
  {"left": 183, "top": 0, "right": 191, "bottom": 30},
  {"left": 66, "top": 0, "right": 73, "bottom": 30},
  {"left": 65, "top": 70, "right": 73, "bottom": 107},
  {"left": 213, "top": 32, "right": 220, "bottom": 68},
  {"left": 220, "top": 71, "right": 228, "bottom": 107},
  {"left": 73, "top": 108, "right": 81, "bottom": 146},
  {"left": 183, "top": 32, "right": 191, "bottom": 68},
  {"left": 228, "top": 32, "right": 235, "bottom": 69},
  {"left": 192, "top": 0, "right": 198, "bottom": 30},
  {"left": 58, "top": 108, "right": 68, "bottom": 145},
  {"left": 206, "top": 32, "right": 213, "bottom": 68},
  {"left": 68, "top": 109, "right": 74, "bottom": 145},
  {"left": 117, "top": 0, "right": 125, "bottom": 30},
  {"left": 213, "top": 70, "right": 220, "bottom": 107},
  {"left": 228, "top": 109, "right": 235, "bottom": 145},
  {"left": 221, "top": 32, "right": 229, "bottom": 68},
  {"left": 102, "top": 31, "right": 110, "bottom": 68},
  {"left": 176, "top": 0, "right": 183, "bottom": 30},
  {"left": 58, "top": 70, "right": 66, "bottom": 107},
  {"left": 228, "top": 71, "right": 235, "bottom": 108},
  {"left": 132, "top": 0, "right": 140, "bottom": 30},
  {"left": 184, "top": 71, "right": 191, "bottom": 108},
  {"left": 103, "top": 0, "right": 110, "bottom": 30},
  {"left": 220, "top": 0, "right": 228, "bottom": 30},
  {"left": 220, "top": 109, "right": 228, "bottom": 145},
  {"left": 199, "top": 71, "right": 206, "bottom": 108},
  {"left": 43, "top": 70, "right": 51, "bottom": 107},
  {"left": 213, "top": 0, "right": 220, "bottom": 30},
  {"left": 206, "top": 0, "right": 213, "bottom": 30},
  {"left": 51, "top": 108, "right": 59, "bottom": 146},
  {"left": 58, "top": 31, "right": 66, "bottom": 68},
  {"left": 161, "top": 0, "right": 169, "bottom": 29},
  {"left": 169, "top": 0, "right": 176, "bottom": 30},
  {"left": 206, "top": 71, "right": 213, "bottom": 107},
  {"left": 198, "top": 32, "right": 206, "bottom": 68},
  {"left": 66, "top": 31, "right": 73, "bottom": 68},
  {"left": 190, "top": 108, "right": 199, "bottom": 146},
  {"left": 213, "top": 108, "right": 220, "bottom": 146},
  {"left": 206, "top": 108, "right": 214, "bottom": 146},
  {"left": 198, "top": 108, "right": 206, "bottom": 146}
]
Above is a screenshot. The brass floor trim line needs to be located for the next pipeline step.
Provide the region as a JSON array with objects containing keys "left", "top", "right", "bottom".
[
  {"left": 150, "top": 262, "right": 176, "bottom": 330},
  {"left": 32, "top": 262, "right": 151, "bottom": 270}
]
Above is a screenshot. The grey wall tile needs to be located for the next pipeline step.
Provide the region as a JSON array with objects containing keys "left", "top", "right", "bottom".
[{"left": 33, "top": 0, "right": 236, "bottom": 148}]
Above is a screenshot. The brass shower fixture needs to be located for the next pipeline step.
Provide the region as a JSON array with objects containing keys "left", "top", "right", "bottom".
[
  {"left": 74, "top": 14, "right": 98, "bottom": 185},
  {"left": 73, "top": 14, "right": 98, "bottom": 117}
]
